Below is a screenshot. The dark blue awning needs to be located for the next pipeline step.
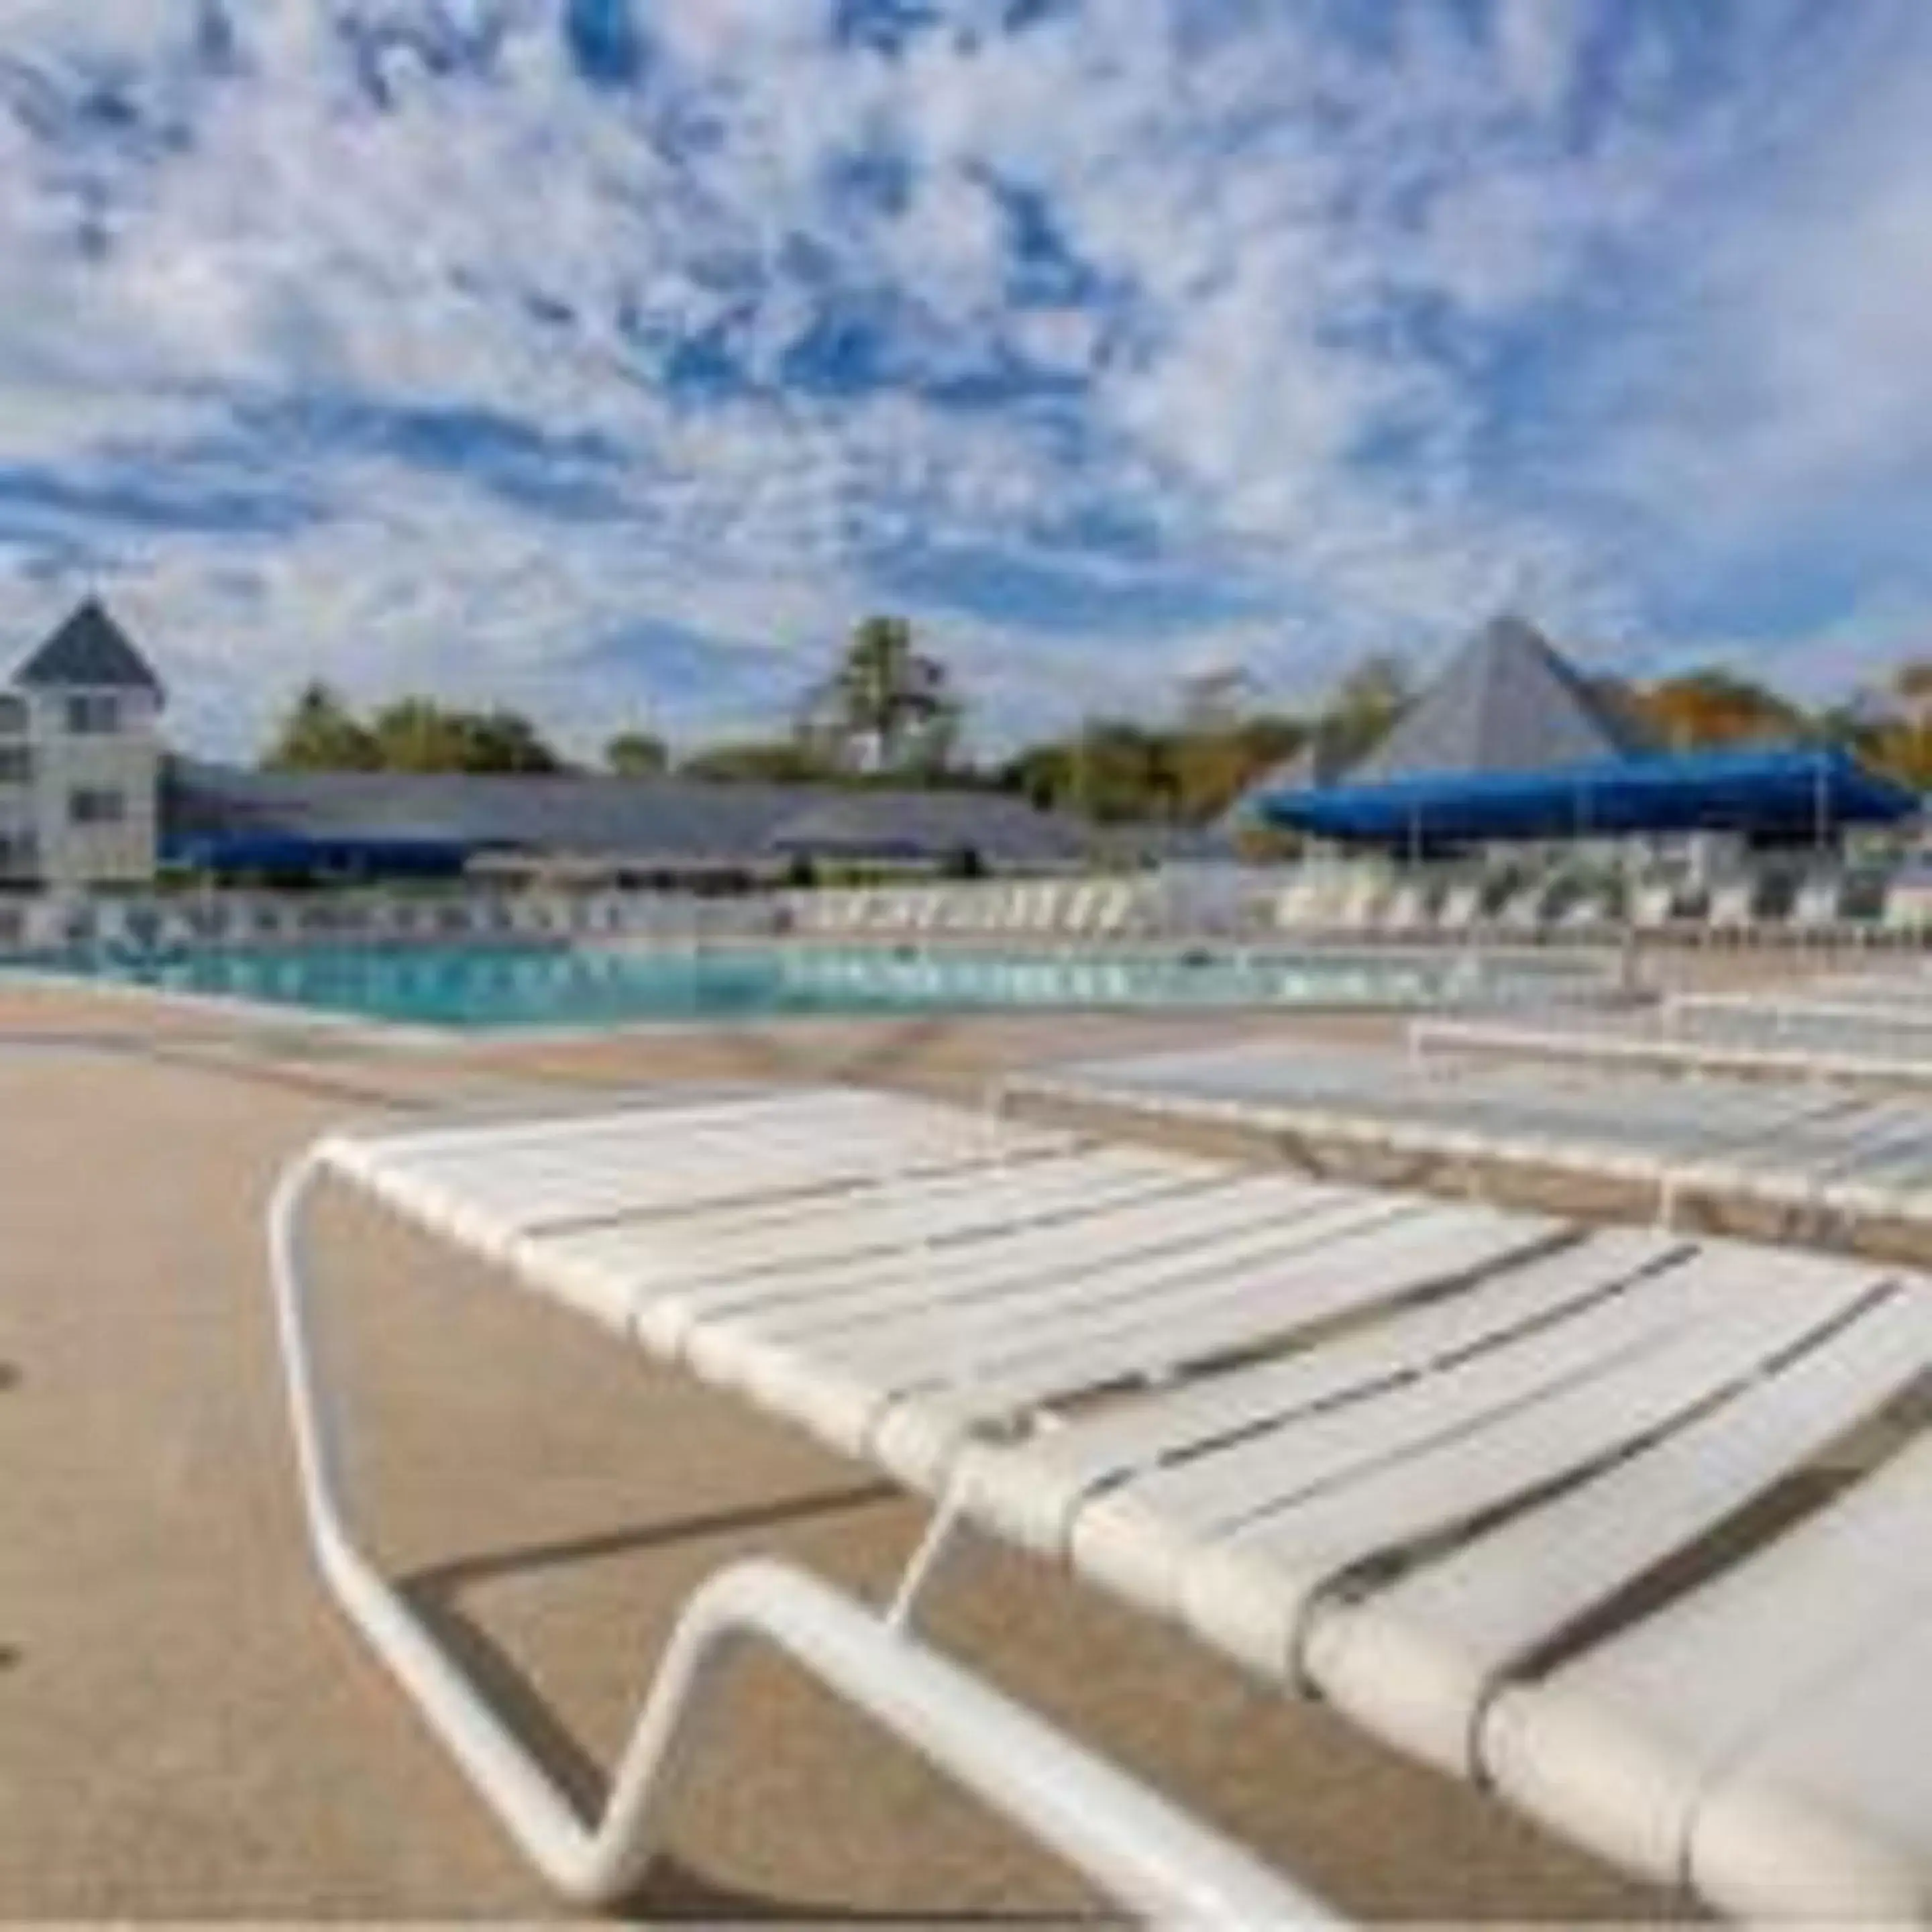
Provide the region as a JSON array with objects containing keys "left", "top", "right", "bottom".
[
  {"left": 162, "top": 831, "right": 478, "bottom": 876},
  {"left": 1258, "top": 747, "right": 1919, "bottom": 846}
]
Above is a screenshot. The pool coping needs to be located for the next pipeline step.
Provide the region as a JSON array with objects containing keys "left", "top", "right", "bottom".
[{"left": 0, "top": 938, "right": 1633, "bottom": 1051}]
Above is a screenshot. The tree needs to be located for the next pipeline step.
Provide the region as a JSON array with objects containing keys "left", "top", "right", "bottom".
[
  {"left": 263, "top": 682, "right": 380, "bottom": 771},
  {"left": 1318, "top": 653, "right": 1414, "bottom": 770},
  {"left": 1166, "top": 667, "right": 1311, "bottom": 822},
  {"left": 1626, "top": 669, "right": 1799, "bottom": 751},
  {"left": 1825, "top": 663, "right": 1932, "bottom": 790},
  {"left": 367, "top": 699, "right": 563, "bottom": 774},
  {"left": 605, "top": 729, "right": 669, "bottom": 777},
  {"left": 678, "top": 739, "right": 839, "bottom": 784},
  {"left": 465, "top": 708, "right": 566, "bottom": 774},
  {"left": 802, "top": 615, "right": 962, "bottom": 775}
]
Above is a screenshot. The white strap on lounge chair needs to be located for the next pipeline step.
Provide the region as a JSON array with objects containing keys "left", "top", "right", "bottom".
[{"left": 276, "top": 1085, "right": 1932, "bottom": 1919}]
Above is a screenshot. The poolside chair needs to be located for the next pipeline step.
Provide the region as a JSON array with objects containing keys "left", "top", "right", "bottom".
[
  {"left": 1328, "top": 871, "right": 1389, "bottom": 938},
  {"left": 1786, "top": 872, "right": 1851, "bottom": 951},
  {"left": 1631, "top": 877, "right": 1710, "bottom": 944},
  {"left": 146, "top": 902, "right": 195, "bottom": 951},
  {"left": 1881, "top": 875, "right": 1932, "bottom": 951},
  {"left": 1373, "top": 877, "right": 1436, "bottom": 941},
  {"left": 1487, "top": 876, "right": 1551, "bottom": 943},
  {"left": 1428, "top": 879, "right": 1485, "bottom": 943},
  {"left": 1628, "top": 881, "right": 1675, "bottom": 937},
  {"left": 1007, "top": 1033, "right": 1932, "bottom": 1242},
  {"left": 1269, "top": 873, "right": 1323, "bottom": 939},
  {"left": 274, "top": 1085, "right": 1932, "bottom": 1920},
  {"left": 1702, "top": 875, "right": 1767, "bottom": 949},
  {"left": 1412, "top": 1004, "right": 1932, "bottom": 1094},
  {"left": 1088, "top": 879, "right": 1139, "bottom": 943}
]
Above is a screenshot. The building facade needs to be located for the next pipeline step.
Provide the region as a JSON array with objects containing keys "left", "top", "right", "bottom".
[
  {"left": 0, "top": 600, "right": 165, "bottom": 888},
  {"left": 1, "top": 598, "right": 1208, "bottom": 891}
]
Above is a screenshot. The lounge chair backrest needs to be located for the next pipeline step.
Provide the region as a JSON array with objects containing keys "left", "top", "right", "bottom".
[
  {"left": 1091, "top": 881, "right": 1134, "bottom": 934},
  {"left": 1433, "top": 881, "right": 1483, "bottom": 932},
  {"left": 1884, "top": 877, "right": 1932, "bottom": 932},
  {"left": 1706, "top": 877, "right": 1759, "bottom": 930},
  {"left": 1376, "top": 879, "right": 1430, "bottom": 932},
  {"left": 1272, "top": 877, "right": 1320, "bottom": 933},
  {"left": 1629, "top": 882, "right": 1677, "bottom": 930},
  {"left": 1491, "top": 879, "right": 1546, "bottom": 930},
  {"left": 1790, "top": 873, "right": 1843, "bottom": 928},
  {"left": 1332, "top": 872, "right": 1389, "bottom": 932}
]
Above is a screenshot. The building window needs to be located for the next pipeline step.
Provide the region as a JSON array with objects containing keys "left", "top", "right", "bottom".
[
  {"left": 0, "top": 831, "right": 36, "bottom": 876},
  {"left": 65, "top": 692, "right": 121, "bottom": 735},
  {"left": 69, "top": 787, "right": 126, "bottom": 827},
  {"left": 0, "top": 695, "right": 25, "bottom": 735},
  {"left": 0, "top": 746, "right": 30, "bottom": 784}
]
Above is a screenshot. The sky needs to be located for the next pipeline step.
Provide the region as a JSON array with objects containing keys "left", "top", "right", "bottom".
[{"left": 5, "top": 0, "right": 1932, "bottom": 760}]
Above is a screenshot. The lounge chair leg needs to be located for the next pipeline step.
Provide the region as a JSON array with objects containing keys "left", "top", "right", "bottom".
[
  {"left": 887, "top": 1477, "right": 977, "bottom": 1633},
  {"left": 268, "top": 1154, "right": 1324, "bottom": 1923}
]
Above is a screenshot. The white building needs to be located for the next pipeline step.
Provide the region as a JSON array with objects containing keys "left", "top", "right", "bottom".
[{"left": 0, "top": 599, "right": 164, "bottom": 888}]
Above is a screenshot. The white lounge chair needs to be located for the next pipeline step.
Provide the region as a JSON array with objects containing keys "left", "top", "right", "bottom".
[
  {"left": 1411, "top": 1006, "right": 1932, "bottom": 1092},
  {"left": 1328, "top": 871, "right": 1389, "bottom": 937},
  {"left": 1430, "top": 879, "right": 1485, "bottom": 943},
  {"left": 276, "top": 1085, "right": 1932, "bottom": 1920},
  {"left": 1489, "top": 877, "right": 1552, "bottom": 943},
  {"left": 1702, "top": 877, "right": 1761, "bottom": 949},
  {"left": 1270, "top": 873, "right": 1326, "bottom": 938},
  {"left": 1882, "top": 875, "right": 1932, "bottom": 949},
  {"left": 1629, "top": 881, "right": 1676, "bottom": 936},
  {"left": 1373, "top": 877, "right": 1435, "bottom": 939},
  {"left": 1008, "top": 1036, "right": 1932, "bottom": 1238}
]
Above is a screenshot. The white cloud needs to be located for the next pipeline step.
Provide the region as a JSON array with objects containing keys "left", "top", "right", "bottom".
[{"left": 5, "top": 0, "right": 1932, "bottom": 747}]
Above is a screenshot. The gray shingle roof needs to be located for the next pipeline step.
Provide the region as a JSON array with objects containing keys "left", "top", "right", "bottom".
[
  {"left": 13, "top": 598, "right": 165, "bottom": 696},
  {"left": 1348, "top": 614, "right": 1648, "bottom": 782},
  {"left": 162, "top": 761, "right": 1105, "bottom": 867},
  {"left": 766, "top": 789, "right": 1090, "bottom": 861}
]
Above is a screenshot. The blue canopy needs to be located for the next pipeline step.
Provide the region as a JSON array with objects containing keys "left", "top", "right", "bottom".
[
  {"left": 163, "top": 831, "right": 478, "bottom": 877},
  {"left": 1259, "top": 746, "right": 1919, "bottom": 847}
]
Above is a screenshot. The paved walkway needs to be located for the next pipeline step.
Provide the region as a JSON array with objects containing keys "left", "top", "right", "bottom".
[{"left": 0, "top": 979, "right": 1677, "bottom": 1920}]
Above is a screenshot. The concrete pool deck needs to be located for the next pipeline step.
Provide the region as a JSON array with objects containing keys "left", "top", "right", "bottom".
[{"left": 1, "top": 955, "right": 1833, "bottom": 1921}]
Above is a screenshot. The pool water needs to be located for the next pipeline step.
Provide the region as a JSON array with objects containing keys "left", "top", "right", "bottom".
[{"left": 28, "top": 941, "right": 1600, "bottom": 1030}]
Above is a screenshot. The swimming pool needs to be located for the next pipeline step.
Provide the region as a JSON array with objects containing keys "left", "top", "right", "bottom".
[{"left": 20, "top": 941, "right": 1609, "bottom": 1030}]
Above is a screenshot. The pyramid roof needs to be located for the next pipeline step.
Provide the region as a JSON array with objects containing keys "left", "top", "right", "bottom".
[{"left": 1347, "top": 614, "right": 1645, "bottom": 782}]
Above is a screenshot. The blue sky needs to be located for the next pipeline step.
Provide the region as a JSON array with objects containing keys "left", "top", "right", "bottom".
[{"left": 5, "top": 0, "right": 1932, "bottom": 757}]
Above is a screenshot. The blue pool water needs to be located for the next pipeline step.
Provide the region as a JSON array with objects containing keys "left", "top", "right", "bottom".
[{"left": 22, "top": 941, "right": 1600, "bottom": 1030}]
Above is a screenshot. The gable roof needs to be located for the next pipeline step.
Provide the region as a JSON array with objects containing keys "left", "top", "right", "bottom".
[
  {"left": 765, "top": 789, "right": 1089, "bottom": 862},
  {"left": 161, "top": 761, "right": 1106, "bottom": 869},
  {"left": 1346, "top": 613, "right": 1646, "bottom": 783},
  {"left": 12, "top": 598, "right": 164, "bottom": 698}
]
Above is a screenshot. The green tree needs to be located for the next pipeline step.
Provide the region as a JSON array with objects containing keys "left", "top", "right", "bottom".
[
  {"left": 262, "top": 682, "right": 380, "bottom": 771},
  {"left": 1318, "top": 653, "right": 1415, "bottom": 771},
  {"left": 368, "top": 698, "right": 564, "bottom": 774},
  {"left": 1035, "top": 720, "right": 1180, "bottom": 822},
  {"left": 605, "top": 729, "right": 669, "bottom": 777},
  {"left": 678, "top": 739, "right": 839, "bottom": 784},
  {"left": 802, "top": 615, "right": 962, "bottom": 775},
  {"left": 466, "top": 708, "right": 566, "bottom": 773}
]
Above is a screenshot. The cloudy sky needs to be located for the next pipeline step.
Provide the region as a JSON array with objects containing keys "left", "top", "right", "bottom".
[{"left": 3, "top": 0, "right": 1932, "bottom": 758}]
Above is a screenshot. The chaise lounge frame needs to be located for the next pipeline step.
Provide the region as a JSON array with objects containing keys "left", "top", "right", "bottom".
[{"left": 268, "top": 1099, "right": 1326, "bottom": 1923}]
